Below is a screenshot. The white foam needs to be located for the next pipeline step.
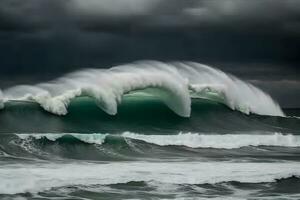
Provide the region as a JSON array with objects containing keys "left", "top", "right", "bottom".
[
  {"left": 0, "top": 61, "right": 284, "bottom": 117},
  {"left": 0, "top": 161, "right": 299, "bottom": 194},
  {"left": 16, "top": 132, "right": 300, "bottom": 149},
  {"left": 123, "top": 132, "right": 300, "bottom": 149},
  {"left": 175, "top": 62, "right": 284, "bottom": 116},
  {"left": 16, "top": 133, "right": 107, "bottom": 145}
]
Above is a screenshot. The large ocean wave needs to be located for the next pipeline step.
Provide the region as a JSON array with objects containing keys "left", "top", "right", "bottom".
[{"left": 0, "top": 61, "right": 284, "bottom": 117}]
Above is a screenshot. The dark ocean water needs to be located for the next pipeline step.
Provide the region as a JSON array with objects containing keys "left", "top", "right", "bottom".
[{"left": 0, "top": 97, "right": 300, "bottom": 200}]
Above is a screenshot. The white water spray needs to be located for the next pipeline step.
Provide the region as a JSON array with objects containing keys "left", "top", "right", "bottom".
[{"left": 0, "top": 61, "right": 284, "bottom": 117}]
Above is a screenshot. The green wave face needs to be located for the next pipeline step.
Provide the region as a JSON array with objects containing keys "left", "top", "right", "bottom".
[{"left": 0, "top": 96, "right": 299, "bottom": 134}]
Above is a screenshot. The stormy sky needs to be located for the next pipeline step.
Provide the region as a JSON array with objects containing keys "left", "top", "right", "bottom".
[{"left": 0, "top": 0, "right": 300, "bottom": 107}]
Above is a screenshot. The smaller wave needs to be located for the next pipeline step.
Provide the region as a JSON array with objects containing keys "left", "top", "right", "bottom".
[
  {"left": 16, "top": 132, "right": 300, "bottom": 149},
  {"left": 287, "top": 116, "right": 300, "bottom": 120},
  {"left": 122, "top": 132, "right": 300, "bottom": 149},
  {"left": 16, "top": 133, "right": 107, "bottom": 145}
]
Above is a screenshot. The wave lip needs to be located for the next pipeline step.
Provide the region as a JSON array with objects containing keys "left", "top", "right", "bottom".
[
  {"left": 1, "top": 61, "right": 284, "bottom": 117},
  {"left": 16, "top": 132, "right": 300, "bottom": 149}
]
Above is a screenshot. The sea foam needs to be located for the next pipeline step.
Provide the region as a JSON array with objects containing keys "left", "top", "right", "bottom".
[
  {"left": 0, "top": 161, "right": 299, "bottom": 194},
  {"left": 16, "top": 132, "right": 300, "bottom": 149}
]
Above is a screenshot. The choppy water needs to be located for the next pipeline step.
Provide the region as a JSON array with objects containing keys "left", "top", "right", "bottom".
[{"left": 0, "top": 98, "right": 299, "bottom": 199}]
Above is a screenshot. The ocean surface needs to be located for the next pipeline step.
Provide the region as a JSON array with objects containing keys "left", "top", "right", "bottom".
[{"left": 0, "top": 61, "right": 299, "bottom": 199}]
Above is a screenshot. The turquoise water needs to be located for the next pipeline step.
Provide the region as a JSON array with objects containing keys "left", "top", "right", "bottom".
[{"left": 1, "top": 97, "right": 299, "bottom": 134}]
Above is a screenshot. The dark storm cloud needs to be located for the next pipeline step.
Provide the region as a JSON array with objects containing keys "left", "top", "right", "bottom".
[
  {"left": 0, "top": 0, "right": 300, "bottom": 58},
  {"left": 1, "top": 0, "right": 299, "bottom": 62},
  {"left": 0, "top": 0, "right": 68, "bottom": 32},
  {"left": 0, "top": 0, "right": 299, "bottom": 68},
  {"left": 1, "top": 0, "right": 300, "bottom": 34},
  {"left": 57, "top": 0, "right": 300, "bottom": 36}
]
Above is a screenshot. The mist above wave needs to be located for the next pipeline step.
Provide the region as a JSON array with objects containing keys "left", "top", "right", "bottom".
[{"left": 0, "top": 61, "right": 284, "bottom": 117}]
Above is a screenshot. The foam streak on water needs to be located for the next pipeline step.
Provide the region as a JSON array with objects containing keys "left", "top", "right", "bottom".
[{"left": 0, "top": 161, "right": 299, "bottom": 194}]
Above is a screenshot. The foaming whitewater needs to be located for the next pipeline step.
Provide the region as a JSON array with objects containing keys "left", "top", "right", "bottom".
[
  {"left": 15, "top": 132, "right": 300, "bottom": 149},
  {"left": 17, "top": 133, "right": 108, "bottom": 145},
  {"left": 1, "top": 161, "right": 299, "bottom": 194},
  {"left": 0, "top": 61, "right": 284, "bottom": 117},
  {"left": 122, "top": 132, "right": 300, "bottom": 149}
]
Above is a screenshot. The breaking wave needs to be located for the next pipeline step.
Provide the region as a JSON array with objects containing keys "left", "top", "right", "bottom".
[
  {"left": 0, "top": 61, "right": 284, "bottom": 117},
  {"left": 15, "top": 132, "right": 300, "bottom": 149}
]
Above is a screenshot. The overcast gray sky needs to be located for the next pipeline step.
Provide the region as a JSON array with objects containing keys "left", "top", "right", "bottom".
[{"left": 0, "top": 0, "right": 300, "bottom": 107}]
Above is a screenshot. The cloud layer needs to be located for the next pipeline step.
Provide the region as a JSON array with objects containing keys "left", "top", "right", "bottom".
[{"left": 1, "top": 0, "right": 300, "bottom": 34}]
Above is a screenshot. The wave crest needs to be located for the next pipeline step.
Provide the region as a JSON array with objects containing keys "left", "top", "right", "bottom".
[{"left": 1, "top": 61, "right": 284, "bottom": 117}]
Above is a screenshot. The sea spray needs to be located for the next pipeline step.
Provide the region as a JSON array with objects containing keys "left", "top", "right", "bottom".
[{"left": 1, "top": 61, "right": 284, "bottom": 117}]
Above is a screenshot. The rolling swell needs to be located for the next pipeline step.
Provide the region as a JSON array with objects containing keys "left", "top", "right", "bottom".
[
  {"left": 0, "top": 61, "right": 284, "bottom": 117},
  {"left": 1, "top": 132, "right": 300, "bottom": 162},
  {"left": 15, "top": 132, "right": 300, "bottom": 149}
]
